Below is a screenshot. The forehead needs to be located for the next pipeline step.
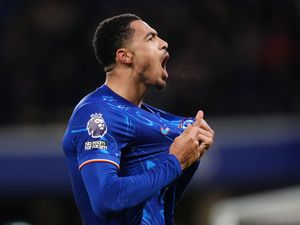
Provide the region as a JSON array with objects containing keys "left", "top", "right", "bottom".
[{"left": 130, "top": 20, "right": 157, "bottom": 39}]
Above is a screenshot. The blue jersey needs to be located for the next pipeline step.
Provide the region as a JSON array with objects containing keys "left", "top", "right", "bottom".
[{"left": 63, "top": 85, "right": 199, "bottom": 225}]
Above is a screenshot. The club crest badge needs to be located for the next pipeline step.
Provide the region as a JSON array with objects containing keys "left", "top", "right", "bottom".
[
  {"left": 178, "top": 118, "right": 195, "bottom": 130},
  {"left": 87, "top": 113, "right": 107, "bottom": 138}
]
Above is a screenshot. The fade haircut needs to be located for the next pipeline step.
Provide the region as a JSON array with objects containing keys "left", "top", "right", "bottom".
[{"left": 93, "top": 13, "right": 141, "bottom": 72}]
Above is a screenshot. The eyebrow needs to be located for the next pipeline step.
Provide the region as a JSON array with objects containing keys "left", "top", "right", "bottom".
[{"left": 144, "top": 31, "right": 158, "bottom": 40}]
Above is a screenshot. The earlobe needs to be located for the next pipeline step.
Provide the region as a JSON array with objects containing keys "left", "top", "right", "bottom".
[{"left": 116, "top": 48, "right": 133, "bottom": 65}]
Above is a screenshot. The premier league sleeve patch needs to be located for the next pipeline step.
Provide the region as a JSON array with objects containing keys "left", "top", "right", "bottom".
[{"left": 86, "top": 113, "right": 107, "bottom": 138}]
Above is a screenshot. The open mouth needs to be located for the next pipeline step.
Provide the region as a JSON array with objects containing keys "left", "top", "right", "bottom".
[{"left": 161, "top": 53, "right": 169, "bottom": 76}]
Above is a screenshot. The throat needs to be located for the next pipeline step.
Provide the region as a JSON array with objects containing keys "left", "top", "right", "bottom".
[{"left": 105, "top": 80, "right": 147, "bottom": 107}]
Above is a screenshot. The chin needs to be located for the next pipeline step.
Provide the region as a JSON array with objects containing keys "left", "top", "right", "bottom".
[{"left": 155, "top": 81, "right": 167, "bottom": 90}]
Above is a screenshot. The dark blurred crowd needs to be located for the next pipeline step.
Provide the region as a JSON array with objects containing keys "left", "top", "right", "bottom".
[{"left": 1, "top": 0, "right": 299, "bottom": 125}]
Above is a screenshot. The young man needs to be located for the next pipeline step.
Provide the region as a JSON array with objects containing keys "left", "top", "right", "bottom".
[{"left": 63, "top": 13, "right": 214, "bottom": 225}]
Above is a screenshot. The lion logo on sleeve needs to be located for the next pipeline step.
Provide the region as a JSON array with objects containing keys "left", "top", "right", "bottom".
[{"left": 87, "top": 113, "right": 107, "bottom": 138}]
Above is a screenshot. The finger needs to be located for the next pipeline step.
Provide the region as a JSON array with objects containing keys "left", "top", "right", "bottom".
[
  {"left": 196, "top": 133, "right": 211, "bottom": 142},
  {"left": 196, "top": 134, "right": 213, "bottom": 148},
  {"left": 183, "top": 123, "right": 193, "bottom": 133},
  {"left": 197, "top": 145, "right": 206, "bottom": 158},
  {"left": 193, "top": 110, "right": 204, "bottom": 127},
  {"left": 188, "top": 126, "right": 201, "bottom": 139},
  {"left": 199, "top": 147, "right": 206, "bottom": 157},
  {"left": 198, "top": 127, "right": 214, "bottom": 138},
  {"left": 192, "top": 147, "right": 201, "bottom": 160},
  {"left": 197, "top": 151, "right": 201, "bottom": 159},
  {"left": 200, "top": 143, "right": 210, "bottom": 155},
  {"left": 199, "top": 119, "right": 214, "bottom": 133}
]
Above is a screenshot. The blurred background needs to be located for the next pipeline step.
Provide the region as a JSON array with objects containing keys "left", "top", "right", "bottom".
[{"left": 1, "top": 0, "right": 300, "bottom": 225}]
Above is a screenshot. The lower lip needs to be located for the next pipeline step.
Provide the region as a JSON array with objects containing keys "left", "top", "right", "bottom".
[{"left": 162, "top": 68, "right": 168, "bottom": 79}]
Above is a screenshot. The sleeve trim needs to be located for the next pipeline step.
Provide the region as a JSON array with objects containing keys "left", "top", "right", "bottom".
[{"left": 79, "top": 159, "right": 120, "bottom": 170}]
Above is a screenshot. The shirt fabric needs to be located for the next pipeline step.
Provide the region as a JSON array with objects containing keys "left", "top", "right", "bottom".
[{"left": 63, "top": 85, "right": 199, "bottom": 225}]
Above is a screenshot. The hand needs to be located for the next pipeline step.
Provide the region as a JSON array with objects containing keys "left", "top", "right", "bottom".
[
  {"left": 169, "top": 110, "right": 214, "bottom": 170},
  {"left": 169, "top": 124, "right": 203, "bottom": 170},
  {"left": 192, "top": 110, "right": 214, "bottom": 158}
]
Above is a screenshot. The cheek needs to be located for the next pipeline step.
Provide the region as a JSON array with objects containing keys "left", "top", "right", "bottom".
[{"left": 135, "top": 52, "right": 157, "bottom": 71}]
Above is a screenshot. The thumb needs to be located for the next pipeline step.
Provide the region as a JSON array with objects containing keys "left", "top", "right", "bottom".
[{"left": 193, "top": 110, "right": 204, "bottom": 127}]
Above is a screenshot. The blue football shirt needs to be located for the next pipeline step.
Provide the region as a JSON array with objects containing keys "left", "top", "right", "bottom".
[{"left": 63, "top": 85, "right": 199, "bottom": 225}]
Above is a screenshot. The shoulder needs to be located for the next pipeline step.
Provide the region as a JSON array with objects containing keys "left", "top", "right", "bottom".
[
  {"left": 70, "top": 97, "right": 135, "bottom": 140},
  {"left": 70, "top": 87, "right": 115, "bottom": 125}
]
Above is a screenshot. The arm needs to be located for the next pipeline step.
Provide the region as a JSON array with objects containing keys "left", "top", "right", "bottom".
[
  {"left": 81, "top": 155, "right": 182, "bottom": 217},
  {"left": 75, "top": 103, "right": 210, "bottom": 217},
  {"left": 174, "top": 110, "right": 214, "bottom": 205},
  {"left": 80, "top": 122, "right": 206, "bottom": 217}
]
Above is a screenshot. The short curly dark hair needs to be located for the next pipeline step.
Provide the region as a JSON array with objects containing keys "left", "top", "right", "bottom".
[{"left": 93, "top": 13, "right": 141, "bottom": 72}]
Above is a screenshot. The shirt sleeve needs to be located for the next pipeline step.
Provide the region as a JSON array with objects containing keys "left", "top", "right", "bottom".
[
  {"left": 81, "top": 154, "right": 182, "bottom": 216},
  {"left": 70, "top": 102, "right": 183, "bottom": 216},
  {"left": 71, "top": 102, "right": 133, "bottom": 170}
]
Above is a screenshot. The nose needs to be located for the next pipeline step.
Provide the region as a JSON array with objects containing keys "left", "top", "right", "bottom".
[{"left": 160, "top": 37, "right": 168, "bottom": 50}]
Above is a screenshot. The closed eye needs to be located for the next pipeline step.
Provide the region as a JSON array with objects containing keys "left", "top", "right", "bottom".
[
  {"left": 148, "top": 34, "right": 156, "bottom": 41},
  {"left": 145, "top": 32, "right": 157, "bottom": 41}
]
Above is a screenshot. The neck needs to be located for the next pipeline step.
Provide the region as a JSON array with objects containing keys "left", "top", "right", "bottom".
[{"left": 104, "top": 68, "right": 148, "bottom": 106}]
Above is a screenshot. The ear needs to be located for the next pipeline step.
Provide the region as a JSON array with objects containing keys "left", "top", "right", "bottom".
[{"left": 116, "top": 48, "right": 133, "bottom": 65}]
